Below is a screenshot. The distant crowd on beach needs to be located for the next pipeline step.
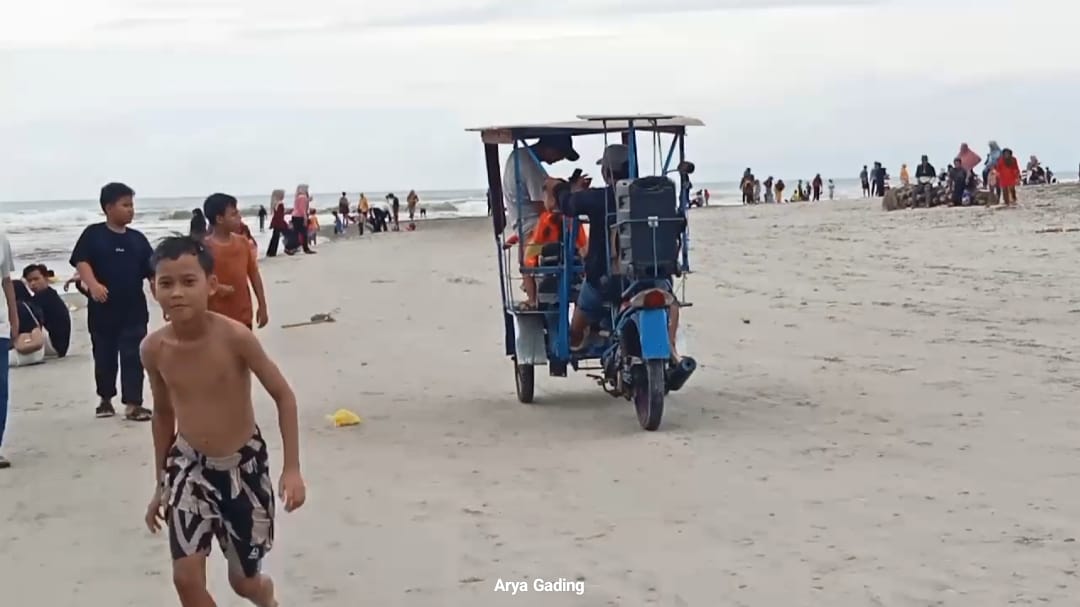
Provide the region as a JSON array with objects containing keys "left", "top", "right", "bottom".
[
  {"left": 186, "top": 187, "right": 427, "bottom": 259},
  {"left": 867, "top": 142, "right": 1055, "bottom": 209},
  {"left": 735, "top": 170, "right": 836, "bottom": 204},
  {"left": 723, "top": 142, "right": 1061, "bottom": 210}
]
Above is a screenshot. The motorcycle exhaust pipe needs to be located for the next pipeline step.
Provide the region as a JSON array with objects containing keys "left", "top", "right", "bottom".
[{"left": 666, "top": 356, "right": 697, "bottom": 392}]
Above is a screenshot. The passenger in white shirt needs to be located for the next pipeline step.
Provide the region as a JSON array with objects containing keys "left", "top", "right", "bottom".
[{"left": 502, "top": 134, "right": 580, "bottom": 240}]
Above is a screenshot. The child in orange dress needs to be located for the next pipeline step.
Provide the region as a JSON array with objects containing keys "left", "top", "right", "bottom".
[
  {"left": 504, "top": 189, "right": 587, "bottom": 309},
  {"left": 307, "top": 209, "right": 320, "bottom": 246}
]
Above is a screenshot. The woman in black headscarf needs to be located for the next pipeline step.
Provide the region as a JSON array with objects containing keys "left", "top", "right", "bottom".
[{"left": 190, "top": 208, "right": 208, "bottom": 239}]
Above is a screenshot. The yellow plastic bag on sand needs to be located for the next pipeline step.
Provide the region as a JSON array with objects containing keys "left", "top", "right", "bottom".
[{"left": 329, "top": 409, "right": 363, "bottom": 427}]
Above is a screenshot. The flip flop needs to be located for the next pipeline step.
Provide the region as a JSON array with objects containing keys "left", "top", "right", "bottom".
[
  {"left": 125, "top": 406, "right": 153, "bottom": 422},
  {"left": 95, "top": 401, "right": 116, "bottom": 418}
]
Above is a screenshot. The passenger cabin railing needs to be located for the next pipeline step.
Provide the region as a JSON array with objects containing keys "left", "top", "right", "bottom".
[{"left": 470, "top": 114, "right": 703, "bottom": 354}]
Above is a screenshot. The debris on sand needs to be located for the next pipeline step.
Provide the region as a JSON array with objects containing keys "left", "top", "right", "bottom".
[
  {"left": 281, "top": 311, "right": 338, "bottom": 329},
  {"left": 1035, "top": 227, "right": 1080, "bottom": 234},
  {"left": 328, "top": 409, "right": 363, "bottom": 427}
]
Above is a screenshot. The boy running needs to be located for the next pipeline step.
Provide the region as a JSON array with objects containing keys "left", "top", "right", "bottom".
[
  {"left": 203, "top": 194, "right": 269, "bottom": 330},
  {"left": 142, "top": 236, "right": 305, "bottom": 607},
  {"left": 70, "top": 182, "right": 155, "bottom": 421}
]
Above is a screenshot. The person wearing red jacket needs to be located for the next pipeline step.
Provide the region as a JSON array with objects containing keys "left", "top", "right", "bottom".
[
  {"left": 265, "top": 189, "right": 290, "bottom": 256},
  {"left": 995, "top": 148, "right": 1022, "bottom": 207}
]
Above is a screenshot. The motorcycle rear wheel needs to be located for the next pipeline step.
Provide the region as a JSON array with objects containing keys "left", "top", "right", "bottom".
[{"left": 633, "top": 360, "right": 666, "bottom": 431}]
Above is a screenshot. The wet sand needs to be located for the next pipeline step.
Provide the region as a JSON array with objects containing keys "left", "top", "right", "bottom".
[{"left": 2, "top": 186, "right": 1080, "bottom": 605}]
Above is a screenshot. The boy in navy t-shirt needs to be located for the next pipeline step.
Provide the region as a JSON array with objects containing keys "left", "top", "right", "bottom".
[{"left": 70, "top": 182, "right": 155, "bottom": 421}]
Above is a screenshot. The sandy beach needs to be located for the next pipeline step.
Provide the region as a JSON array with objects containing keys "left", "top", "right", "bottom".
[{"left": 3, "top": 186, "right": 1080, "bottom": 606}]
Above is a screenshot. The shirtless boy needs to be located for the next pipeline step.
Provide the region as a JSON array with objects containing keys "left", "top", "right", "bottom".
[{"left": 141, "top": 236, "right": 305, "bottom": 607}]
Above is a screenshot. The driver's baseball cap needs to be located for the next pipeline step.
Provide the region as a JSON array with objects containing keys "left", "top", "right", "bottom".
[
  {"left": 536, "top": 134, "right": 580, "bottom": 162},
  {"left": 597, "top": 144, "right": 630, "bottom": 172}
]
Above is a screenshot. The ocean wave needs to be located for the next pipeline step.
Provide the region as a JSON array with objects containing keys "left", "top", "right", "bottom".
[
  {"left": 428, "top": 199, "right": 488, "bottom": 216},
  {"left": 0, "top": 209, "right": 104, "bottom": 232},
  {"left": 159, "top": 206, "right": 268, "bottom": 221}
]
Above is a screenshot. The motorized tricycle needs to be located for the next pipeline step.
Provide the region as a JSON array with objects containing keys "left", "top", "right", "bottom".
[{"left": 466, "top": 114, "right": 703, "bottom": 430}]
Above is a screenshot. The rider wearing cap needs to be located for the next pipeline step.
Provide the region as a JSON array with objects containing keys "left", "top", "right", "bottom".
[
  {"left": 502, "top": 135, "right": 580, "bottom": 241},
  {"left": 552, "top": 144, "right": 681, "bottom": 357}
]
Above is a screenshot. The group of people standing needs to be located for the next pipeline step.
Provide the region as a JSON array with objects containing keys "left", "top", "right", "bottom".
[
  {"left": 742, "top": 169, "right": 834, "bottom": 204},
  {"left": 188, "top": 186, "right": 428, "bottom": 261},
  {"left": 880, "top": 141, "right": 1029, "bottom": 208},
  {"left": 859, "top": 163, "right": 889, "bottom": 197},
  {"left": 189, "top": 185, "right": 319, "bottom": 257},
  {"left": 332, "top": 190, "right": 422, "bottom": 236},
  {"left": 263, "top": 186, "right": 318, "bottom": 257}
]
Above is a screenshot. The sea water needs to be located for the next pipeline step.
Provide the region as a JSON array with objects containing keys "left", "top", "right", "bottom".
[
  {"left": 0, "top": 190, "right": 489, "bottom": 272},
  {"left": 674, "top": 275, "right": 691, "bottom": 357},
  {"left": 0, "top": 179, "right": 869, "bottom": 273}
]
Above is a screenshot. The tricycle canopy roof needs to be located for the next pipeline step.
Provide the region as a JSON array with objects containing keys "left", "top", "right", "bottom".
[{"left": 466, "top": 114, "right": 704, "bottom": 145}]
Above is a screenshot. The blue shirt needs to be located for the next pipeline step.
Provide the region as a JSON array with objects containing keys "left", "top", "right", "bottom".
[{"left": 70, "top": 223, "right": 154, "bottom": 330}]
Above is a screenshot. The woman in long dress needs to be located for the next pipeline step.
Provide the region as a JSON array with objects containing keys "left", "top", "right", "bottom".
[
  {"left": 407, "top": 190, "right": 420, "bottom": 221},
  {"left": 290, "top": 184, "right": 315, "bottom": 254},
  {"left": 266, "top": 189, "right": 288, "bottom": 257}
]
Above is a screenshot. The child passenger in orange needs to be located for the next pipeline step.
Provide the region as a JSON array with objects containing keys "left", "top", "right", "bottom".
[
  {"left": 504, "top": 185, "right": 587, "bottom": 310},
  {"left": 203, "top": 193, "right": 269, "bottom": 329},
  {"left": 307, "top": 210, "right": 320, "bottom": 246}
]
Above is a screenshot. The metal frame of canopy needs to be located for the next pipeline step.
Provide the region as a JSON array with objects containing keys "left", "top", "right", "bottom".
[
  {"left": 468, "top": 114, "right": 705, "bottom": 235},
  {"left": 466, "top": 113, "right": 704, "bottom": 363}
]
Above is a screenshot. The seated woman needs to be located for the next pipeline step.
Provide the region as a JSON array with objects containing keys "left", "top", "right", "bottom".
[
  {"left": 9, "top": 282, "right": 47, "bottom": 367},
  {"left": 23, "top": 264, "right": 72, "bottom": 357}
]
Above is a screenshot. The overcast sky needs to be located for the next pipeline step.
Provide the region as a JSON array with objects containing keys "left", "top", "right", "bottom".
[{"left": 2, "top": 0, "right": 1077, "bottom": 200}]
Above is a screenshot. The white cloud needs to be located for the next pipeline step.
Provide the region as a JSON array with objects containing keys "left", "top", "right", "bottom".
[{"left": 1, "top": 0, "right": 1078, "bottom": 200}]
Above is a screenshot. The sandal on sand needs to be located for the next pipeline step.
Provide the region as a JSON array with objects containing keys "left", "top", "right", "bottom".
[
  {"left": 0, "top": 456, "right": 10, "bottom": 470},
  {"left": 95, "top": 401, "right": 116, "bottom": 418},
  {"left": 125, "top": 405, "right": 153, "bottom": 422}
]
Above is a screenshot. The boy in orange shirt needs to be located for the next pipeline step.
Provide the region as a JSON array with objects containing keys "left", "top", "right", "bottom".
[
  {"left": 504, "top": 184, "right": 587, "bottom": 309},
  {"left": 203, "top": 194, "right": 269, "bottom": 329}
]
